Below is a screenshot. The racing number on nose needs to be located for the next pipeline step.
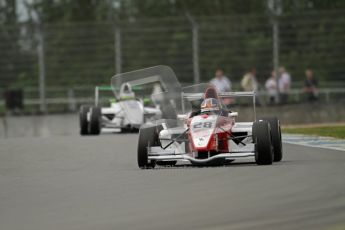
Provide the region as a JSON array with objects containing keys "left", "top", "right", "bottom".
[{"left": 193, "top": 122, "right": 212, "bottom": 129}]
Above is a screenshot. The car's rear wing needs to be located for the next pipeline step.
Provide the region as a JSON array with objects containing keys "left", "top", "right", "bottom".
[
  {"left": 111, "top": 65, "right": 182, "bottom": 98},
  {"left": 95, "top": 85, "right": 146, "bottom": 106},
  {"left": 182, "top": 91, "right": 256, "bottom": 100},
  {"left": 182, "top": 91, "right": 257, "bottom": 121}
]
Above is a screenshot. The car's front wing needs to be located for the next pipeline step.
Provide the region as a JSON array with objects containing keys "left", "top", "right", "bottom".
[{"left": 148, "top": 146, "right": 255, "bottom": 164}]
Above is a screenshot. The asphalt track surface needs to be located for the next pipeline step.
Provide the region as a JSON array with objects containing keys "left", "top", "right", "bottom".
[{"left": 0, "top": 134, "right": 344, "bottom": 230}]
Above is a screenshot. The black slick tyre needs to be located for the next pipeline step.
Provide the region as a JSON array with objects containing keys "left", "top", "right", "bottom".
[
  {"left": 79, "top": 105, "right": 90, "bottom": 135},
  {"left": 137, "top": 125, "right": 162, "bottom": 169},
  {"left": 89, "top": 106, "right": 101, "bottom": 135},
  {"left": 262, "top": 117, "right": 283, "bottom": 162},
  {"left": 253, "top": 121, "right": 273, "bottom": 165},
  {"left": 156, "top": 161, "right": 177, "bottom": 166}
]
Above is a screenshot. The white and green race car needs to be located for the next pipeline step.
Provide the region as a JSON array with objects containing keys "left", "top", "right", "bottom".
[{"left": 79, "top": 83, "right": 162, "bottom": 135}]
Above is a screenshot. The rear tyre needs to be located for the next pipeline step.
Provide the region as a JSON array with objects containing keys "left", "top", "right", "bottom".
[
  {"left": 89, "top": 106, "right": 101, "bottom": 135},
  {"left": 156, "top": 161, "right": 177, "bottom": 166},
  {"left": 79, "top": 105, "right": 90, "bottom": 135},
  {"left": 253, "top": 121, "right": 273, "bottom": 165},
  {"left": 120, "top": 127, "right": 129, "bottom": 133},
  {"left": 131, "top": 127, "right": 140, "bottom": 133},
  {"left": 120, "top": 127, "right": 139, "bottom": 133},
  {"left": 262, "top": 117, "right": 283, "bottom": 162},
  {"left": 137, "top": 125, "right": 162, "bottom": 169}
]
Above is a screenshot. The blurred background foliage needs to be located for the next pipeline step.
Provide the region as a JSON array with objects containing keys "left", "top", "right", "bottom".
[{"left": 0, "top": 0, "right": 345, "bottom": 89}]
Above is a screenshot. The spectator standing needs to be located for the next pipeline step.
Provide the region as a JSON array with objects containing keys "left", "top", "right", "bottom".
[
  {"left": 210, "top": 68, "right": 232, "bottom": 93},
  {"left": 304, "top": 68, "right": 318, "bottom": 101},
  {"left": 241, "top": 67, "right": 261, "bottom": 106},
  {"left": 265, "top": 70, "right": 278, "bottom": 105},
  {"left": 278, "top": 66, "right": 291, "bottom": 104},
  {"left": 241, "top": 67, "right": 259, "bottom": 92}
]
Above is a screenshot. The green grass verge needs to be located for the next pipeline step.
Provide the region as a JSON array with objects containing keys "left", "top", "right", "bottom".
[{"left": 283, "top": 125, "right": 345, "bottom": 139}]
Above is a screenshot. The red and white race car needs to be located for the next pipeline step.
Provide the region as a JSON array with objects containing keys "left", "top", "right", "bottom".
[{"left": 137, "top": 86, "right": 283, "bottom": 168}]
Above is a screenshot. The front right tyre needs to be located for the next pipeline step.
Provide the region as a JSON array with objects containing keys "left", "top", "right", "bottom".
[
  {"left": 137, "top": 125, "right": 162, "bottom": 169},
  {"left": 262, "top": 117, "right": 283, "bottom": 162},
  {"left": 89, "top": 106, "right": 101, "bottom": 135},
  {"left": 79, "top": 105, "right": 90, "bottom": 135}
]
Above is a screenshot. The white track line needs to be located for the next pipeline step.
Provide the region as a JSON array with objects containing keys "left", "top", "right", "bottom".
[{"left": 282, "top": 134, "right": 345, "bottom": 152}]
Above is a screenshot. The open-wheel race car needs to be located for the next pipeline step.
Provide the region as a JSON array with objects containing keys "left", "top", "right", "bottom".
[
  {"left": 79, "top": 82, "right": 162, "bottom": 135},
  {"left": 111, "top": 66, "right": 283, "bottom": 168}
]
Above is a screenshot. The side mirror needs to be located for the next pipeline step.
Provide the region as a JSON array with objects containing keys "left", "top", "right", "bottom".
[{"left": 229, "top": 112, "right": 238, "bottom": 117}]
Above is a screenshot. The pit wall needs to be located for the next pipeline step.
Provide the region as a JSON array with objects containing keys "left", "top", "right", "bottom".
[
  {"left": 0, "top": 102, "right": 344, "bottom": 138},
  {"left": 0, "top": 114, "right": 78, "bottom": 138}
]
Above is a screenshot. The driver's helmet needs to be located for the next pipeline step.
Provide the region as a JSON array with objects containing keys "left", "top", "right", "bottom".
[
  {"left": 200, "top": 98, "right": 220, "bottom": 113},
  {"left": 119, "top": 83, "right": 135, "bottom": 100}
]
